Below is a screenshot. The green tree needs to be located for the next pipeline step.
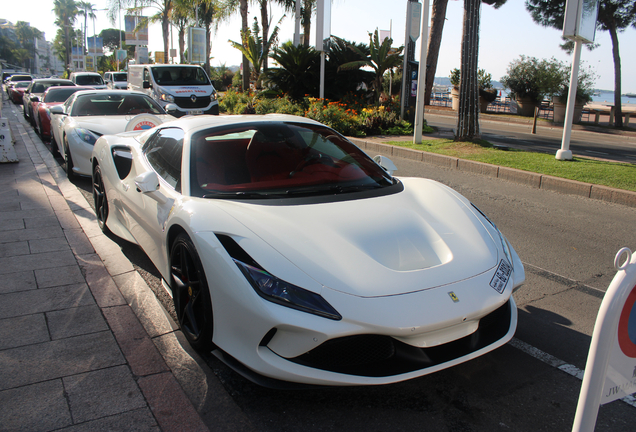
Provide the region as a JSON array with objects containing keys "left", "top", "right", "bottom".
[
  {"left": 525, "top": 0, "right": 636, "bottom": 128},
  {"left": 338, "top": 30, "right": 403, "bottom": 105},
  {"left": 264, "top": 41, "right": 320, "bottom": 99},
  {"left": 15, "top": 21, "right": 43, "bottom": 72},
  {"left": 0, "top": 35, "right": 19, "bottom": 66},
  {"left": 325, "top": 36, "right": 374, "bottom": 101},
  {"left": 53, "top": 0, "right": 79, "bottom": 76}
]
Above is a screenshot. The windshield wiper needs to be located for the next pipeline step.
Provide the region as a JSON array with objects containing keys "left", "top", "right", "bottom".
[
  {"left": 202, "top": 191, "right": 270, "bottom": 199},
  {"left": 281, "top": 183, "right": 384, "bottom": 197}
]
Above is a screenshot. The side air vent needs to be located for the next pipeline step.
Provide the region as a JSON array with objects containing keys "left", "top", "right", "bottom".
[{"left": 112, "top": 146, "right": 133, "bottom": 179}]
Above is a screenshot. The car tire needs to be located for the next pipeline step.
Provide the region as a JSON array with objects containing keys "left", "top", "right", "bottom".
[
  {"left": 92, "top": 164, "right": 110, "bottom": 234},
  {"left": 170, "top": 233, "right": 214, "bottom": 352},
  {"left": 33, "top": 116, "right": 39, "bottom": 136},
  {"left": 63, "top": 136, "right": 75, "bottom": 180},
  {"left": 50, "top": 133, "right": 60, "bottom": 157}
]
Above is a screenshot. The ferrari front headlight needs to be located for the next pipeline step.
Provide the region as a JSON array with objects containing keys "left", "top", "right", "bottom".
[
  {"left": 234, "top": 259, "right": 341, "bottom": 321},
  {"left": 74, "top": 128, "right": 99, "bottom": 146}
]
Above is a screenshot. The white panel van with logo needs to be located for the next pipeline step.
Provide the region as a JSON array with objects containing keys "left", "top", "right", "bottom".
[{"left": 127, "top": 64, "right": 219, "bottom": 117}]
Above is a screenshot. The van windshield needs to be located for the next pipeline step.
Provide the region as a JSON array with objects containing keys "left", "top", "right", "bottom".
[
  {"left": 152, "top": 67, "right": 211, "bottom": 86},
  {"left": 75, "top": 74, "right": 104, "bottom": 85}
]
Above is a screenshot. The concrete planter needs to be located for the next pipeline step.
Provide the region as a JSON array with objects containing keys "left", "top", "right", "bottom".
[
  {"left": 480, "top": 97, "right": 490, "bottom": 113},
  {"left": 552, "top": 97, "right": 584, "bottom": 123},
  {"left": 515, "top": 97, "right": 540, "bottom": 117},
  {"left": 451, "top": 87, "right": 460, "bottom": 111}
]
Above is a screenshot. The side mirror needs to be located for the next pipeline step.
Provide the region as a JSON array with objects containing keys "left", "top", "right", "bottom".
[
  {"left": 49, "top": 105, "right": 66, "bottom": 115},
  {"left": 373, "top": 155, "right": 398, "bottom": 176},
  {"left": 30, "top": 95, "right": 39, "bottom": 102},
  {"left": 134, "top": 171, "right": 168, "bottom": 204},
  {"left": 135, "top": 171, "right": 159, "bottom": 193},
  {"left": 143, "top": 81, "right": 151, "bottom": 89},
  {"left": 164, "top": 104, "right": 178, "bottom": 115}
]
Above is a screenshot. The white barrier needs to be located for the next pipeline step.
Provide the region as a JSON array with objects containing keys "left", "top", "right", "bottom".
[
  {"left": 572, "top": 247, "right": 636, "bottom": 431},
  {"left": 0, "top": 117, "right": 18, "bottom": 163}
]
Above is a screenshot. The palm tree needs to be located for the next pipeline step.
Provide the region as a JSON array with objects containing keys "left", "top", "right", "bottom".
[
  {"left": 424, "top": 0, "right": 450, "bottom": 106},
  {"left": 114, "top": 0, "right": 173, "bottom": 61},
  {"left": 229, "top": 16, "right": 282, "bottom": 88},
  {"left": 53, "top": 0, "right": 79, "bottom": 76},
  {"left": 338, "top": 30, "right": 404, "bottom": 105},
  {"left": 301, "top": 0, "right": 315, "bottom": 47},
  {"left": 15, "top": 21, "right": 43, "bottom": 73},
  {"left": 77, "top": 2, "right": 97, "bottom": 54},
  {"left": 223, "top": 0, "right": 251, "bottom": 90},
  {"left": 456, "top": 0, "right": 506, "bottom": 141},
  {"left": 171, "top": 0, "right": 193, "bottom": 63},
  {"left": 264, "top": 42, "right": 320, "bottom": 99}
]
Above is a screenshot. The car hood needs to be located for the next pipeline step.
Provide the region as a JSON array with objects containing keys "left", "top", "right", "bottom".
[
  {"left": 217, "top": 178, "right": 499, "bottom": 297},
  {"left": 71, "top": 115, "right": 173, "bottom": 134}
]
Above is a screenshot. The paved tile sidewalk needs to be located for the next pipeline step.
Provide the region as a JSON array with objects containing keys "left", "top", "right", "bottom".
[{"left": 0, "top": 100, "right": 208, "bottom": 431}]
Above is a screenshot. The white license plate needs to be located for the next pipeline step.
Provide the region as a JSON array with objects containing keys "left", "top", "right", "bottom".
[
  {"left": 490, "top": 260, "right": 511, "bottom": 294},
  {"left": 188, "top": 110, "right": 203, "bottom": 115}
]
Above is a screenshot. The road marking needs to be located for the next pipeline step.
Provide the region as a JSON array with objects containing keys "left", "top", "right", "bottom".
[
  {"left": 585, "top": 150, "right": 609, "bottom": 155},
  {"left": 510, "top": 337, "right": 636, "bottom": 408}
]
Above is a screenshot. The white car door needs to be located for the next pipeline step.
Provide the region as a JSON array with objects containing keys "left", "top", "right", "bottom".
[
  {"left": 121, "top": 126, "right": 184, "bottom": 270},
  {"left": 50, "top": 97, "right": 74, "bottom": 158}
]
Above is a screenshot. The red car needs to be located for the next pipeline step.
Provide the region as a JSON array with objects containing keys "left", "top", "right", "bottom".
[
  {"left": 34, "top": 86, "right": 94, "bottom": 142},
  {"left": 8, "top": 81, "right": 31, "bottom": 104},
  {"left": 23, "top": 78, "right": 75, "bottom": 126}
]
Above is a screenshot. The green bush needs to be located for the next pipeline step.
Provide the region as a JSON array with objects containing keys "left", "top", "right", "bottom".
[
  {"left": 500, "top": 56, "right": 565, "bottom": 103},
  {"left": 218, "top": 90, "right": 430, "bottom": 138}
]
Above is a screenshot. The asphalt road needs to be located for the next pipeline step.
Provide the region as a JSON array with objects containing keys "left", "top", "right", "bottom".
[
  {"left": 36, "top": 114, "right": 636, "bottom": 431},
  {"left": 425, "top": 112, "right": 636, "bottom": 164}
]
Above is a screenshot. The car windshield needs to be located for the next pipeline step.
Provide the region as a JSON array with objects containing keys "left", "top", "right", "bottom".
[
  {"left": 44, "top": 87, "right": 85, "bottom": 103},
  {"left": 189, "top": 122, "right": 395, "bottom": 199},
  {"left": 31, "top": 81, "right": 74, "bottom": 94},
  {"left": 113, "top": 73, "right": 127, "bottom": 82},
  {"left": 71, "top": 93, "right": 164, "bottom": 116},
  {"left": 152, "top": 67, "right": 211, "bottom": 86},
  {"left": 15, "top": 82, "right": 30, "bottom": 88},
  {"left": 75, "top": 75, "right": 104, "bottom": 85}
]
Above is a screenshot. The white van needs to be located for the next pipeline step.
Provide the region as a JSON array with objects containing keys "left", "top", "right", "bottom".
[
  {"left": 127, "top": 64, "right": 219, "bottom": 116},
  {"left": 69, "top": 72, "right": 107, "bottom": 89},
  {"left": 104, "top": 71, "right": 128, "bottom": 89}
]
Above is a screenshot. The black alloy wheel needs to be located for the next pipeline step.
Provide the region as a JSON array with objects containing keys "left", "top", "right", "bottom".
[
  {"left": 170, "top": 233, "right": 214, "bottom": 352},
  {"left": 92, "top": 164, "right": 110, "bottom": 233},
  {"left": 63, "top": 136, "right": 75, "bottom": 180}
]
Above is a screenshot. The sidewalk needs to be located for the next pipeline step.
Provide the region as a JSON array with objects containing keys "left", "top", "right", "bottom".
[{"left": 0, "top": 99, "right": 211, "bottom": 430}]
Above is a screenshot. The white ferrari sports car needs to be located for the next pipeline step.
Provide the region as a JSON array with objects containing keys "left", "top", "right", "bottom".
[
  {"left": 91, "top": 114, "right": 525, "bottom": 386},
  {"left": 49, "top": 90, "right": 175, "bottom": 179}
]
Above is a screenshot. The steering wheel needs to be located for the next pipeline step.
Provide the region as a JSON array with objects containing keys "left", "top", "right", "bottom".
[{"left": 289, "top": 152, "right": 336, "bottom": 177}]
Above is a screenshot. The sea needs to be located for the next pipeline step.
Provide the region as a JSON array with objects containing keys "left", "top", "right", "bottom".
[{"left": 591, "top": 92, "right": 635, "bottom": 105}]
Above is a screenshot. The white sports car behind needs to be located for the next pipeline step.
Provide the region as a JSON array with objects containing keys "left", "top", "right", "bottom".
[
  {"left": 91, "top": 114, "right": 525, "bottom": 386},
  {"left": 50, "top": 90, "right": 175, "bottom": 179}
]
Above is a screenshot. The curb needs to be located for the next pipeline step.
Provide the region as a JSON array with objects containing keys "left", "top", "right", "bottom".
[
  {"left": 349, "top": 137, "right": 636, "bottom": 208},
  {"left": 9, "top": 114, "right": 211, "bottom": 431}
]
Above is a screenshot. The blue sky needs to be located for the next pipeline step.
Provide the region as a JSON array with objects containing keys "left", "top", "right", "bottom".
[{"left": 4, "top": 0, "right": 635, "bottom": 92}]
